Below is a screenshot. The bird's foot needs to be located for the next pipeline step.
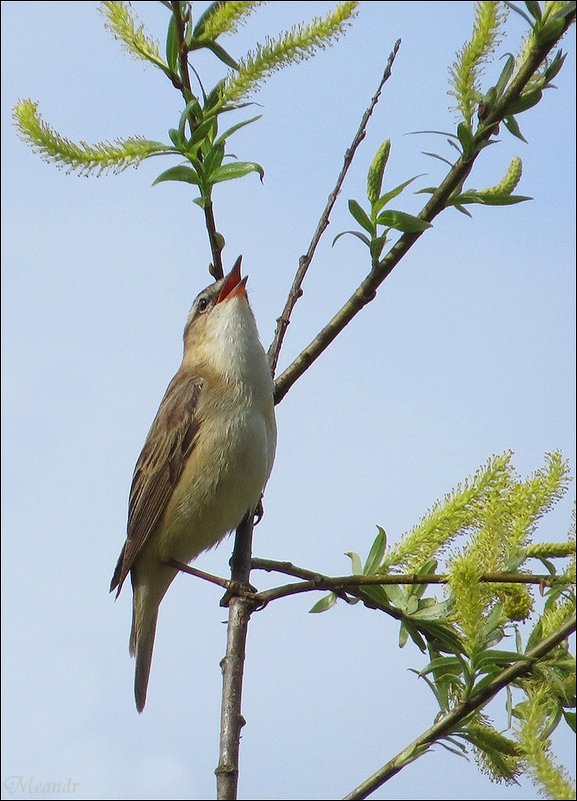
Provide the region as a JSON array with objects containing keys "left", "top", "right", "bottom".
[{"left": 219, "top": 579, "right": 258, "bottom": 608}]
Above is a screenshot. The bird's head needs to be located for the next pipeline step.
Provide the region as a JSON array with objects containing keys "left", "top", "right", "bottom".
[{"left": 182, "top": 256, "right": 261, "bottom": 375}]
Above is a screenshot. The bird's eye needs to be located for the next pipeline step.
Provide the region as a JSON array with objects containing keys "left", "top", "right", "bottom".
[{"left": 197, "top": 297, "right": 210, "bottom": 313}]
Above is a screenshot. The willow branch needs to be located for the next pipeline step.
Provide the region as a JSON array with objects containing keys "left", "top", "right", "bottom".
[
  {"left": 216, "top": 515, "right": 257, "bottom": 801},
  {"left": 169, "top": 2, "right": 194, "bottom": 100},
  {"left": 267, "top": 39, "right": 402, "bottom": 375},
  {"left": 170, "top": 1, "right": 224, "bottom": 279},
  {"left": 273, "top": 12, "right": 575, "bottom": 405},
  {"left": 204, "top": 201, "right": 225, "bottom": 280},
  {"left": 250, "top": 558, "right": 571, "bottom": 605},
  {"left": 343, "top": 612, "right": 577, "bottom": 800}
]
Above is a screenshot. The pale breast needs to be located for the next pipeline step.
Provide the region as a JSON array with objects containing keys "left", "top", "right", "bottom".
[{"left": 154, "top": 382, "right": 274, "bottom": 564}]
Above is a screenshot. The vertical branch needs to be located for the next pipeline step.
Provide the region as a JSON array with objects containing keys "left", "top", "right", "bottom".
[
  {"left": 204, "top": 201, "right": 225, "bottom": 280},
  {"left": 216, "top": 515, "right": 256, "bottom": 800},
  {"left": 170, "top": 1, "right": 224, "bottom": 280}
]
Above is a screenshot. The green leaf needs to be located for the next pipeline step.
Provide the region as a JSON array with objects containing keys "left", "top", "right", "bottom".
[
  {"left": 178, "top": 99, "right": 203, "bottom": 137},
  {"left": 505, "top": 3, "right": 534, "bottom": 25},
  {"left": 406, "top": 596, "right": 419, "bottom": 615},
  {"left": 192, "top": 1, "right": 222, "bottom": 37},
  {"left": 503, "top": 115, "right": 528, "bottom": 143},
  {"left": 364, "top": 527, "right": 387, "bottom": 574},
  {"left": 414, "top": 621, "right": 466, "bottom": 655},
  {"left": 376, "top": 210, "right": 432, "bottom": 233},
  {"left": 419, "top": 656, "right": 464, "bottom": 677},
  {"left": 370, "top": 235, "right": 388, "bottom": 263},
  {"left": 332, "top": 230, "right": 372, "bottom": 248},
  {"left": 358, "top": 584, "right": 392, "bottom": 609},
  {"left": 348, "top": 199, "right": 375, "bottom": 235},
  {"left": 198, "top": 40, "right": 240, "bottom": 70},
  {"left": 437, "top": 738, "right": 469, "bottom": 759},
  {"left": 562, "top": 710, "right": 576, "bottom": 733},
  {"left": 372, "top": 175, "right": 425, "bottom": 216},
  {"left": 166, "top": 14, "right": 179, "bottom": 74},
  {"left": 450, "top": 192, "right": 532, "bottom": 206},
  {"left": 382, "top": 583, "right": 406, "bottom": 607},
  {"left": 473, "top": 649, "right": 529, "bottom": 673},
  {"left": 410, "top": 600, "right": 453, "bottom": 621},
  {"left": 456, "top": 122, "right": 473, "bottom": 155},
  {"left": 309, "top": 592, "right": 337, "bottom": 613},
  {"left": 186, "top": 116, "right": 217, "bottom": 150},
  {"left": 508, "top": 89, "right": 543, "bottom": 115},
  {"left": 398, "top": 623, "right": 410, "bottom": 648},
  {"left": 495, "top": 53, "right": 516, "bottom": 98},
  {"left": 422, "top": 151, "right": 453, "bottom": 167},
  {"left": 525, "top": 1, "right": 542, "bottom": 20},
  {"left": 408, "top": 129, "right": 461, "bottom": 140},
  {"left": 402, "top": 621, "right": 427, "bottom": 652},
  {"left": 345, "top": 551, "right": 363, "bottom": 576},
  {"left": 152, "top": 164, "right": 201, "bottom": 186},
  {"left": 544, "top": 50, "right": 566, "bottom": 82},
  {"left": 214, "top": 115, "right": 262, "bottom": 148},
  {"left": 168, "top": 128, "right": 183, "bottom": 147},
  {"left": 210, "top": 161, "right": 264, "bottom": 184},
  {"left": 410, "top": 668, "right": 449, "bottom": 711},
  {"left": 203, "top": 142, "right": 225, "bottom": 177}
]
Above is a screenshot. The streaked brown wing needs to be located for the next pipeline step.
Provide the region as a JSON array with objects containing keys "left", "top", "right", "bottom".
[{"left": 110, "top": 372, "right": 203, "bottom": 595}]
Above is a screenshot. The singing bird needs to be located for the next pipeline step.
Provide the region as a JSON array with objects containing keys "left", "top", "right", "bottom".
[{"left": 110, "top": 257, "right": 277, "bottom": 712}]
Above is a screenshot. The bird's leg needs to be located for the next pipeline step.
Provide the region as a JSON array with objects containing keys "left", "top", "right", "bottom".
[{"left": 253, "top": 495, "right": 264, "bottom": 525}]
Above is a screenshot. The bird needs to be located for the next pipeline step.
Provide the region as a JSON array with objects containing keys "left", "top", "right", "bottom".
[{"left": 110, "top": 256, "right": 277, "bottom": 712}]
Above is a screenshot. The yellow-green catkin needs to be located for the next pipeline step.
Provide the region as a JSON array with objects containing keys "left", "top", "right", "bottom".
[
  {"left": 450, "top": 1, "right": 506, "bottom": 124},
  {"left": 220, "top": 1, "right": 359, "bottom": 104},
  {"left": 198, "top": 1, "right": 262, "bottom": 40},
  {"left": 524, "top": 542, "right": 576, "bottom": 559},
  {"left": 497, "top": 584, "right": 534, "bottom": 622},
  {"left": 367, "top": 140, "right": 391, "bottom": 205},
  {"left": 449, "top": 553, "right": 485, "bottom": 654},
  {"left": 480, "top": 157, "right": 522, "bottom": 196},
  {"left": 100, "top": 1, "right": 166, "bottom": 70},
  {"left": 517, "top": 686, "right": 576, "bottom": 800},
  {"left": 13, "top": 99, "right": 166, "bottom": 175}
]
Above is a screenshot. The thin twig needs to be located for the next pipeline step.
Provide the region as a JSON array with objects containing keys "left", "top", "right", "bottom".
[
  {"left": 273, "top": 12, "right": 576, "bottom": 405},
  {"left": 168, "top": 558, "right": 230, "bottom": 590},
  {"left": 267, "top": 40, "right": 402, "bottom": 375},
  {"left": 343, "top": 612, "right": 577, "bottom": 800},
  {"left": 216, "top": 515, "right": 257, "bottom": 801}
]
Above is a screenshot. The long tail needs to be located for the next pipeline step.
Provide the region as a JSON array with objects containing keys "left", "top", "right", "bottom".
[{"left": 130, "top": 585, "right": 160, "bottom": 713}]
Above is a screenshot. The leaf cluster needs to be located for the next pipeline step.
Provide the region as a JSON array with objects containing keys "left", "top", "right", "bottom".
[
  {"left": 14, "top": 0, "right": 358, "bottom": 205},
  {"left": 312, "top": 452, "right": 576, "bottom": 794}
]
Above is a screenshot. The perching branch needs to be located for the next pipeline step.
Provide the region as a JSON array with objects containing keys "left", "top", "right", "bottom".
[
  {"left": 173, "top": 556, "right": 571, "bottom": 604},
  {"left": 343, "top": 612, "right": 577, "bottom": 800},
  {"left": 216, "top": 514, "right": 257, "bottom": 801},
  {"left": 251, "top": 567, "right": 569, "bottom": 607},
  {"left": 272, "top": 9, "right": 576, "bottom": 404},
  {"left": 267, "top": 39, "right": 401, "bottom": 375}
]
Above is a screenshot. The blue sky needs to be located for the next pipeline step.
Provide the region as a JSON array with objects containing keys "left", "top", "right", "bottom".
[{"left": 2, "top": 2, "right": 575, "bottom": 800}]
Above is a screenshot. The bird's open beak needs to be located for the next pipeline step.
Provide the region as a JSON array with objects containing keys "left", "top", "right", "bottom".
[{"left": 216, "top": 256, "right": 248, "bottom": 304}]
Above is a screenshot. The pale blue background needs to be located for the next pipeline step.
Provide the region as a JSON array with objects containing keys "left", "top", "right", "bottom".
[{"left": 2, "top": 2, "right": 575, "bottom": 800}]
